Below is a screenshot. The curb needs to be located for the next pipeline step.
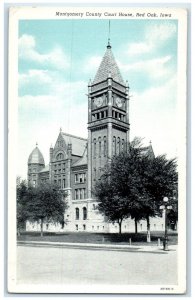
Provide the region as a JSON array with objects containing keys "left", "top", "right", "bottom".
[{"left": 17, "top": 240, "right": 177, "bottom": 253}]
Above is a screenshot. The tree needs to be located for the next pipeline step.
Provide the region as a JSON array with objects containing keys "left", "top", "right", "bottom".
[
  {"left": 94, "top": 139, "right": 146, "bottom": 234},
  {"left": 17, "top": 181, "right": 68, "bottom": 236},
  {"left": 139, "top": 153, "right": 178, "bottom": 240},
  {"left": 94, "top": 138, "right": 178, "bottom": 236},
  {"left": 17, "top": 179, "right": 29, "bottom": 236}
]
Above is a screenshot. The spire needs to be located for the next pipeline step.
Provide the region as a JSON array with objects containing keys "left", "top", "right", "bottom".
[{"left": 92, "top": 43, "right": 125, "bottom": 85}]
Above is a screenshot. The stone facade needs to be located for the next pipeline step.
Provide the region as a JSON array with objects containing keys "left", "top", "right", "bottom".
[{"left": 27, "top": 42, "right": 164, "bottom": 233}]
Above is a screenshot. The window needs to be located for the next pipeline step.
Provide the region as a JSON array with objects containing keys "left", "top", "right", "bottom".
[
  {"left": 75, "top": 173, "right": 86, "bottom": 183},
  {"left": 33, "top": 168, "right": 36, "bottom": 172},
  {"left": 62, "top": 179, "right": 65, "bottom": 188},
  {"left": 103, "top": 136, "right": 107, "bottom": 157},
  {"left": 58, "top": 179, "right": 61, "bottom": 187},
  {"left": 121, "top": 139, "right": 125, "bottom": 152},
  {"left": 98, "top": 137, "right": 101, "bottom": 157},
  {"left": 94, "top": 168, "right": 96, "bottom": 181},
  {"left": 33, "top": 180, "right": 36, "bottom": 187},
  {"left": 83, "top": 207, "right": 87, "bottom": 220},
  {"left": 75, "top": 174, "right": 78, "bottom": 183},
  {"left": 79, "top": 175, "right": 83, "bottom": 183},
  {"left": 58, "top": 140, "right": 63, "bottom": 147},
  {"left": 81, "top": 189, "right": 84, "bottom": 199},
  {"left": 75, "top": 189, "right": 79, "bottom": 200},
  {"left": 93, "top": 139, "right": 96, "bottom": 158},
  {"left": 56, "top": 153, "right": 64, "bottom": 160},
  {"left": 117, "top": 137, "right": 120, "bottom": 154},
  {"left": 76, "top": 224, "right": 78, "bottom": 231},
  {"left": 113, "top": 136, "right": 116, "bottom": 155},
  {"left": 83, "top": 224, "right": 86, "bottom": 231},
  {"left": 75, "top": 208, "right": 79, "bottom": 220}
]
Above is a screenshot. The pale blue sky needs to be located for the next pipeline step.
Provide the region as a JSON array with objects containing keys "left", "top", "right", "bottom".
[{"left": 18, "top": 19, "right": 178, "bottom": 178}]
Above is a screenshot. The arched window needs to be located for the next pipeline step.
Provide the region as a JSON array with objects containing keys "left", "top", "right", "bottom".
[
  {"left": 93, "top": 139, "right": 96, "bottom": 158},
  {"left": 98, "top": 137, "right": 101, "bottom": 157},
  {"left": 56, "top": 153, "right": 64, "bottom": 161},
  {"left": 75, "top": 208, "right": 79, "bottom": 220},
  {"left": 117, "top": 137, "right": 120, "bottom": 154},
  {"left": 83, "top": 207, "right": 87, "bottom": 220},
  {"left": 112, "top": 136, "right": 116, "bottom": 155},
  {"left": 103, "top": 136, "right": 107, "bottom": 157},
  {"left": 121, "top": 139, "right": 125, "bottom": 152}
]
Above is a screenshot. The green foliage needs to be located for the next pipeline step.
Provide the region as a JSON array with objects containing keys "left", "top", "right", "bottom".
[
  {"left": 17, "top": 179, "right": 29, "bottom": 230},
  {"left": 94, "top": 138, "right": 178, "bottom": 233},
  {"left": 16, "top": 180, "right": 68, "bottom": 234}
]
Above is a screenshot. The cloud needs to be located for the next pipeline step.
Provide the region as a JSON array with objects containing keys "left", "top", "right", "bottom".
[
  {"left": 126, "top": 42, "right": 153, "bottom": 56},
  {"left": 130, "top": 76, "right": 178, "bottom": 158},
  {"left": 118, "top": 55, "right": 174, "bottom": 84},
  {"left": 126, "top": 22, "right": 177, "bottom": 58},
  {"left": 145, "top": 22, "right": 177, "bottom": 44},
  {"left": 19, "top": 34, "right": 69, "bottom": 70},
  {"left": 82, "top": 55, "right": 102, "bottom": 77}
]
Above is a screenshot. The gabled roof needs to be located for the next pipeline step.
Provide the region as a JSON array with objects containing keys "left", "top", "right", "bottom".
[
  {"left": 61, "top": 132, "right": 87, "bottom": 157},
  {"left": 72, "top": 145, "right": 87, "bottom": 167},
  {"left": 39, "top": 165, "right": 49, "bottom": 173},
  {"left": 93, "top": 43, "right": 125, "bottom": 86},
  {"left": 141, "top": 145, "right": 155, "bottom": 158}
]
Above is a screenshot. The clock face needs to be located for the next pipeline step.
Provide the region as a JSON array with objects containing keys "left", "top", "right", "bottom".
[
  {"left": 94, "top": 97, "right": 103, "bottom": 108},
  {"left": 115, "top": 97, "right": 123, "bottom": 108}
]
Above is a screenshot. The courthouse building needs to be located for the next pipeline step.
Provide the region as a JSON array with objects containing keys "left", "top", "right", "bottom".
[{"left": 26, "top": 41, "right": 164, "bottom": 233}]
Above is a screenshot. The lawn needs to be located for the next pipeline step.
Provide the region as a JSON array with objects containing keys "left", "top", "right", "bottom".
[{"left": 18, "top": 231, "right": 178, "bottom": 246}]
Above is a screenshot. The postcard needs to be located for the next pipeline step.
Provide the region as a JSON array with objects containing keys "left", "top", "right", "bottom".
[{"left": 8, "top": 6, "right": 187, "bottom": 294}]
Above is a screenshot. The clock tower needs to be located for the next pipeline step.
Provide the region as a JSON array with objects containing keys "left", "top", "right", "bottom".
[{"left": 87, "top": 41, "right": 130, "bottom": 198}]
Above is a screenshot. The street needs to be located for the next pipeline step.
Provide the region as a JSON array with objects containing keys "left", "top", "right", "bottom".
[{"left": 17, "top": 245, "right": 177, "bottom": 286}]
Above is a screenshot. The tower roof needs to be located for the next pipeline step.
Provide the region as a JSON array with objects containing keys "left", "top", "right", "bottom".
[
  {"left": 92, "top": 42, "right": 125, "bottom": 85},
  {"left": 28, "top": 144, "right": 45, "bottom": 165}
]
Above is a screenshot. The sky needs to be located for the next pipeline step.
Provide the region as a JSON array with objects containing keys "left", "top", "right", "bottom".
[{"left": 18, "top": 19, "right": 178, "bottom": 179}]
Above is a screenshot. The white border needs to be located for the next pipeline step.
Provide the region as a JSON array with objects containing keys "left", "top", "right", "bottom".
[{"left": 7, "top": 4, "right": 188, "bottom": 295}]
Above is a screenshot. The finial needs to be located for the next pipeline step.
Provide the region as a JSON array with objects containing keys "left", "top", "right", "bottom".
[
  {"left": 149, "top": 140, "right": 152, "bottom": 145},
  {"left": 60, "top": 127, "right": 62, "bottom": 133},
  {"left": 126, "top": 80, "right": 129, "bottom": 88},
  {"left": 107, "top": 20, "right": 111, "bottom": 49},
  {"left": 88, "top": 79, "right": 92, "bottom": 87},
  {"left": 50, "top": 143, "right": 53, "bottom": 148},
  {"left": 107, "top": 38, "right": 111, "bottom": 49},
  {"left": 36, "top": 142, "right": 38, "bottom": 147}
]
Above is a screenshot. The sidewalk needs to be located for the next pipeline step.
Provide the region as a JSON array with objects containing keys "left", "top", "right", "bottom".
[{"left": 17, "top": 240, "right": 177, "bottom": 253}]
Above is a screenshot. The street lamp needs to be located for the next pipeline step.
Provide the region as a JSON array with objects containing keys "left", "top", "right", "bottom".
[{"left": 160, "top": 197, "right": 172, "bottom": 251}]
